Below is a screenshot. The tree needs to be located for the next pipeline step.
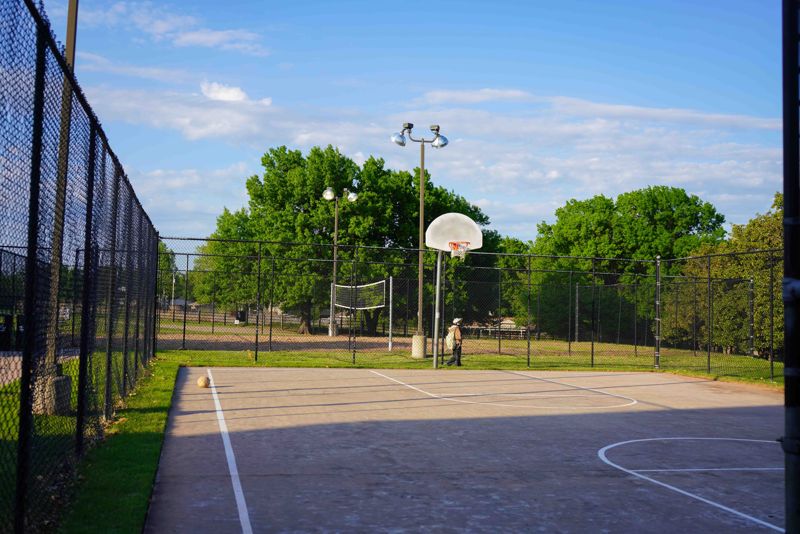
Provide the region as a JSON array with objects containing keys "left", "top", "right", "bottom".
[
  {"left": 666, "top": 193, "right": 783, "bottom": 357},
  {"left": 202, "top": 145, "right": 496, "bottom": 335}
]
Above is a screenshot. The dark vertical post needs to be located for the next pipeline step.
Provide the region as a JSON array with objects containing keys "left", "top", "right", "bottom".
[
  {"left": 16, "top": 27, "right": 47, "bottom": 532},
  {"left": 76, "top": 127, "right": 97, "bottom": 457},
  {"left": 211, "top": 280, "right": 216, "bottom": 335},
  {"left": 152, "top": 233, "right": 159, "bottom": 358},
  {"left": 567, "top": 270, "right": 572, "bottom": 357},
  {"left": 782, "top": 3, "right": 800, "bottom": 527},
  {"left": 616, "top": 284, "right": 622, "bottom": 345},
  {"left": 497, "top": 268, "right": 502, "bottom": 355},
  {"left": 536, "top": 283, "right": 541, "bottom": 342},
  {"left": 575, "top": 282, "right": 579, "bottom": 343},
  {"left": 749, "top": 277, "right": 755, "bottom": 356},
  {"left": 590, "top": 258, "right": 596, "bottom": 367},
  {"left": 707, "top": 255, "right": 712, "bottom": 373},
  {"left": 132, "top": 220, "right": 144, "bottom": 384},
  {"left": 103, "top": 171, "right": 121, "bottom": 422},
  {"left": 770, "top": 254, "right": 775, "bottom": 381},
  {"left": 351, "top": 245, "right": 358, "bottom": 364},
  {"left": 120, "top": 197, "right": 134, "bottom": 398},
  {"left": 693, "top": 275, "right": 698, "bottom": 357},
  {"left": 254, "top": 243, "right": 262, "bottom": 362},
  {"left": 181, "top": 254, "right": 188, "bottom": 350},
  {"left": 633, "top": 277, "right": 640, "bottom": 349},
  {"left": 654, "top": 256, "right": 661, "bottom": 369},
  {"left": 526, "top": 255, "right": 531, "bottom": 367},
  {"left": 71, "top": 247, "right": 79, "bottom": 345},
  {"left": 268, "top": 256, "right": 275, "bottom": 351}
]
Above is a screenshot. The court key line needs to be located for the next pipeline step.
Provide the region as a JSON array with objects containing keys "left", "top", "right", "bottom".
[
  {"left": 369, "top": 370, "right": 637, "bottom": 409},
  {"left": 598, "top": 437, "right": 783, "bottom": 532},
  {"left": 505, "top": 370, "right": 638, "bottom": 407},
  {"left": 207, "top": 369, "right": 254, "bottom": 534}
]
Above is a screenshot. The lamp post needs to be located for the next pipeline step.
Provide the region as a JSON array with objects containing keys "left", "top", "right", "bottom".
[
  {"left": 391, "top": 123, "right": 448, "bottom": 358},
  {"left": 323, "top": 186, "right": 358, "bottom": 336}
]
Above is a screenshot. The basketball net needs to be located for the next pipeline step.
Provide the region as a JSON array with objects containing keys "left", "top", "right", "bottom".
[{"left": 448, "top": 241, "right": 470, "bottom": 260}]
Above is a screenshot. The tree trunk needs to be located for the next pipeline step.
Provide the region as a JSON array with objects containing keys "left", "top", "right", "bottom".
[
  {"left": 297, "top": 303, "right": 313, "bottom": 334},
  {"left": 363, "top": 309, "right": 381, "bottom": 336}
]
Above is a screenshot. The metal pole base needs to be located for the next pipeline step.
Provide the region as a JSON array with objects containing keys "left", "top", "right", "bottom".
[{"left": 411, "top": 334, "right": 427, "bottom": 359}]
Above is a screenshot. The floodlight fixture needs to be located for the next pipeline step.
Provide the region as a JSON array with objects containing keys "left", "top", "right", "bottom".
[
  {"left": 431, "top": 134, "right": 448, "bottom": 149},
  {"left": 322, "top": 187, "right": 335, "bottom": 201},
  {"left": 391, "top": 132, "right": 406, "bottom": 146}
]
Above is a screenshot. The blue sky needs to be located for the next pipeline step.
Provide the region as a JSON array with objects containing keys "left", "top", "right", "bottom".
[{"left": 44, "top": 0, "right": 781, "bottom": 240}]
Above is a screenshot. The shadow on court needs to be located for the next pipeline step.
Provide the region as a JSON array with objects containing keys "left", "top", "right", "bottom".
[{"left": 145, "top": 368, "right": 784, "bottom": 533}]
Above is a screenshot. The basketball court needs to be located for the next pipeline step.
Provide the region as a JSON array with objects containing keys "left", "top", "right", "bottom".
[{"left": 145, "top": 367, "right": 784, "bottom": 533}]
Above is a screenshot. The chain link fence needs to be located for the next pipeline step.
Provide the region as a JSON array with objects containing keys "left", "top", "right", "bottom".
[
  {"left": 159, "top": 237, "right": 782, "bottom": 379},
  {"left": 1, "top": 1, "right": 159, "bottom": 531}
]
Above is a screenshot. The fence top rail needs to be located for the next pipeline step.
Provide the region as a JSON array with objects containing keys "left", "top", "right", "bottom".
[
  {"left": 162, "top": 236, "right": 780, "bottom": 266},
  {"left": 666, "top": 248, "right": 781, "bottom": 262}
]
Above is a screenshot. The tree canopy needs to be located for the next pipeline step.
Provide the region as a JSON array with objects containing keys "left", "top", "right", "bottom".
[
  {"left": 193, "top": 145, "right": 496, "bottom": 333},
  {"left": 533, "top": 185, "right": 726, "bottom": 273}
]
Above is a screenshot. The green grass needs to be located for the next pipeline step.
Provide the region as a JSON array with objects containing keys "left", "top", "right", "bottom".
[{"left": 58, "top": 356, "right": 179, "bottom": 534}]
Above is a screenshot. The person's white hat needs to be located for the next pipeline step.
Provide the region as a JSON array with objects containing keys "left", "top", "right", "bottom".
[{"left": 452, "top": 318, "right": 462, "bottom": 325}]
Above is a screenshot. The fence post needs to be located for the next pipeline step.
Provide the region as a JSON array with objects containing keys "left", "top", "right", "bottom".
[
  {"left": 269, "top": 256, "right": 274, "bottom": 351},
  {"left": 707, "top": 255, "right": 712, "bottom": 373},
  {"left": 132, "top": 219, "right": 145, "bottom": 384},
  {"left": 254, "top": 243, "right": 262, "bottom": 362},
  {"left": 693, "top": 276, "right": 698, "bottom": 357},
  {"left": 75, "top": 124, "right": 97, "bottom": 457},
  {"left": 181, "top": 254, "right": 189, "bottom": 349},
  {"left": 591, "top": 258, "right": 596, "bottom": 367},
  {"left": 770, "top": 254, "right": 775, "bottom": 381},
  {"left": 15, "top": 26, "right": 47, "bottom": 532},
  {"left": 616, "top": 284, "right": 622, "bottom": 345},
  {"left": 749, "top": 277, "right": 755, "bottom": 356},
  {"left": 526, "top": 255, "right": 531, "bottom": 367},
  {"left": 497, "top": 268, "right": 502, "bottom": 355},
  {"left": 635, "top": 273, "right": 642, "bottom": 353},
  {"left": 71, "top": 248, "right": 79, "bottom": 345},
  {"left": 567, "top": 270, "right": 572, "bottom": 356},
  {"left": 152, "top": 233, "right": 159, "bottom": 358},
  {"left": 575, "top": 282, "right": 579, "bottom": 343},
  {"left": 654, "top": 256, "right": 661, "bottom": 369},
  {"left": 103, "top": 170, "right": 121, "bottom": 422},
  {"left": 389, "top": 276, "right": 393, "bottom": 351},
  {"left": 120, "top": 196, "right": 134, "bottom": 398}
]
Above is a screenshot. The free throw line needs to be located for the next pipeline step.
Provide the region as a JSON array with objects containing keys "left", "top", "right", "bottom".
[
  {"left": 207, "top": 369, "right": 253, "bottom": 534},
  {"left": 598, "top": 437, "right": 783, "bottom": 532}
]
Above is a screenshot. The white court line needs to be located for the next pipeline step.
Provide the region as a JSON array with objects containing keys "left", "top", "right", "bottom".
[
  {"left": 634, "top": 467, "right": 784, "bottom": 473},
  {"left": 598, "top": 437, "right": 783, "bottom": 532},
  {"left": 207, "top": 369, "right": 253, "bottom": 534},
  {"left": 369, "top": 370, "right": 637, "bottom": 409},
  {"left": 506, "top": 370, "right": 638, "bottom": 407}
]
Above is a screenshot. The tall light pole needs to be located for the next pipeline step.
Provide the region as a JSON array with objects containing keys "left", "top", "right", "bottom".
[
  {"left": 391, "top": 123, "right": 448, "bottom": 358},
  {"left": 323, "top": 186, "right": 358, "bottom": 336}
]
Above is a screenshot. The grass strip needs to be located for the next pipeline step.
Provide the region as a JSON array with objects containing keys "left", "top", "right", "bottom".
[{"left": 58, "top": 356, "right": 180, "bottom": 534}]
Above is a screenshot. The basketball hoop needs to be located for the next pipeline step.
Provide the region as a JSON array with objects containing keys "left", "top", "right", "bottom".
[{"left": 448, "top": 241, "right": 470, "bottom": 260}]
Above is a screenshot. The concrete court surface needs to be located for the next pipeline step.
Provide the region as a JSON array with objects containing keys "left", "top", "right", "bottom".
[{"left": 145, "top": 367, "right": 784, "bottom": 533}]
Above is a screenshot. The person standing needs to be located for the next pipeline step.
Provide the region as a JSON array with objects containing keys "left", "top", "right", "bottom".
[{"left": 445, "top": 318, "right": 463, "bottom": 366}]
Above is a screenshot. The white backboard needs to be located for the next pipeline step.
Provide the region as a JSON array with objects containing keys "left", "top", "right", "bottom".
[{"left": 425, "top": 212, "right": 483, "bottom": 252}]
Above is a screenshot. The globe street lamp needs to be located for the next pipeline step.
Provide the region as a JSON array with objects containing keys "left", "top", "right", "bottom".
[
  {"left": 391, "top": 123, "right": 448, "bottom": 358},
  {"left": 323, "top": 186, "right": 358, "bottom": 336}
]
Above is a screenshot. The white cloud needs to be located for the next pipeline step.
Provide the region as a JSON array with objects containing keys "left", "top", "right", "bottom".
[
  {"left": 88, "top": 83, "right": 780, "bottom": 239},
  {"left": 77, "top": 52, "right": 187, "bottom": 83},
  {"left": 80, "top": 2, "right": 269, "bottom": 56},
  {"left": 200, "top": 81, "right": 248, "bottom": 102},
  {"left": 421, "top": 88, "right": 533, "bottom": 105}
]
